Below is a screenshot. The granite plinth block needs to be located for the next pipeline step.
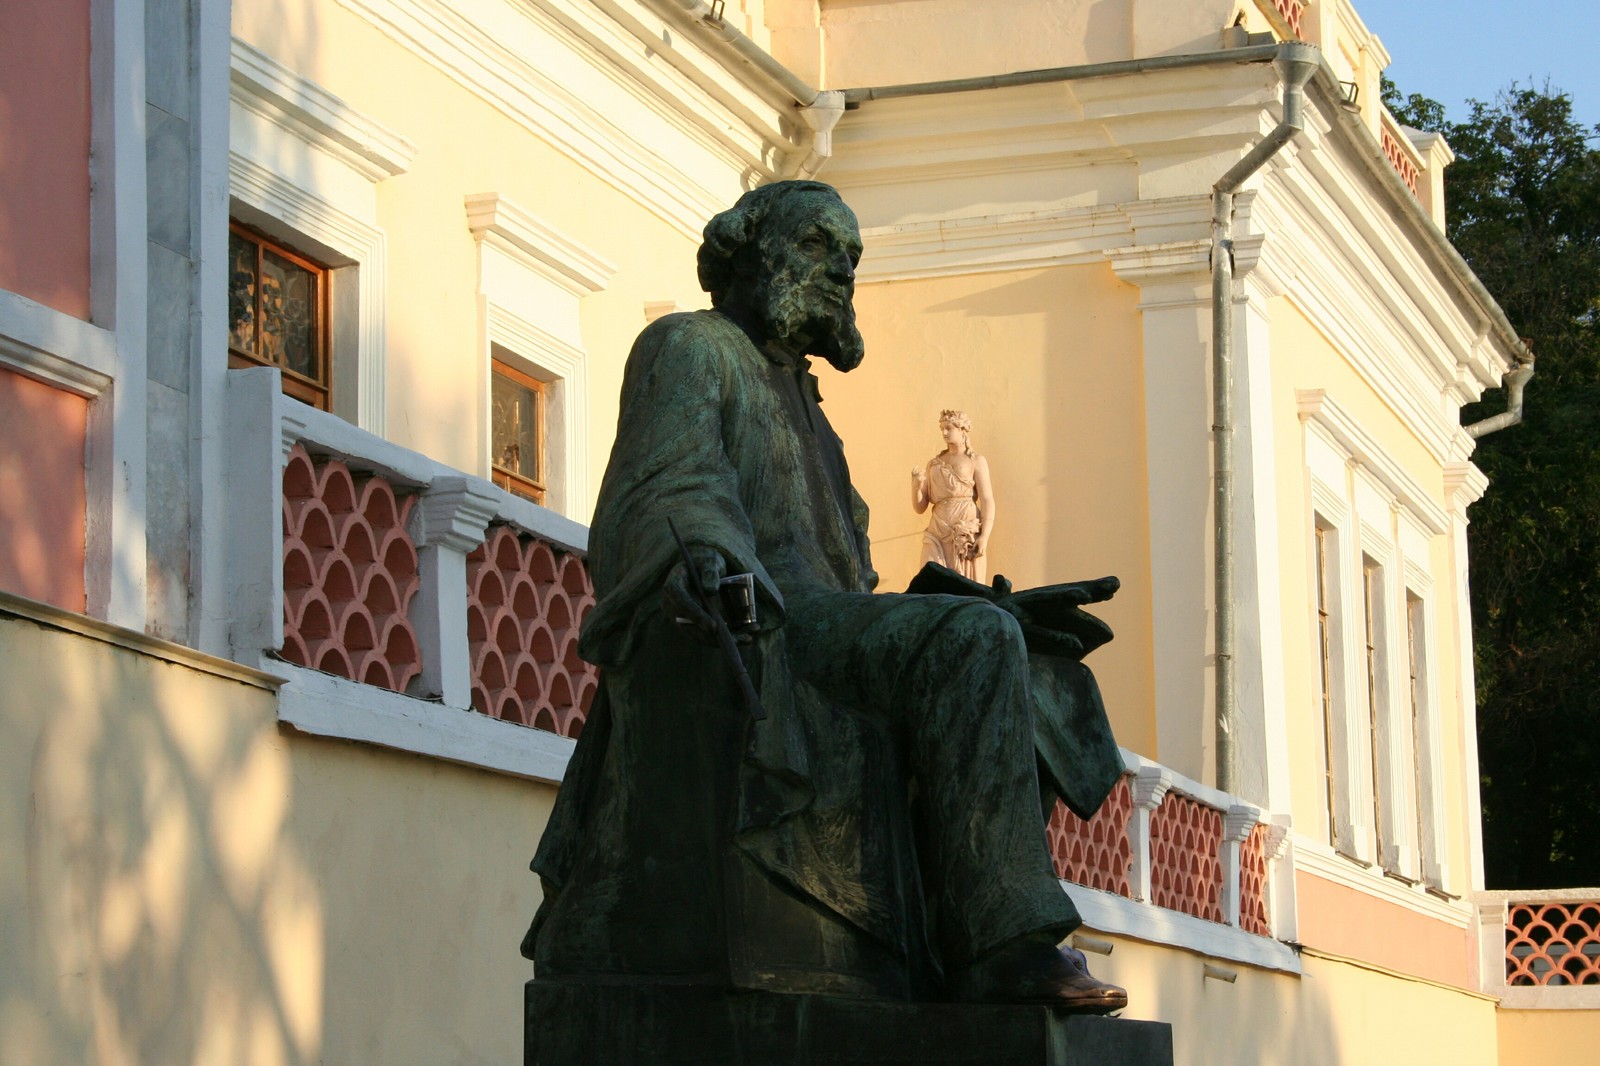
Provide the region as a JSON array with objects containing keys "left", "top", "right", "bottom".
[{"left": 525, "top": 981, "right": 1174, "bottom": 1066}]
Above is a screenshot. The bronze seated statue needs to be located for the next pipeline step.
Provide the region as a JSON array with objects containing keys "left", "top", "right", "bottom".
[{"left": 522, "top": 180, "right": 1128, "bottom": 1015}]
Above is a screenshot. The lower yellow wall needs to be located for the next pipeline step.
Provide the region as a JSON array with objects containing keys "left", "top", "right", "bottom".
[
  {"left": 1496, "top": 1008, "right": 1600, "bottom": 1066},
  {"left": 1084, "top": 934, "right": 1499, "bottom": 1066},
  {"left": 0, "top": 608, "right": 551, "bottom": 1065},
  {"left": 824, "top": 262, "right": 1157, "bottom": 756}
]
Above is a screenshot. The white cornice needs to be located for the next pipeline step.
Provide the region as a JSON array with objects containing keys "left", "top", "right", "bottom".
[
  {"left": 858, "top": 203, "right": 1128, "bottom": 282},
  {"left": 1297, "top": 389, "right": 1449, "bottom": 535},
  {"left": 230, "top": 37, "right": 417, "bottom": 182},
  {"left": 857, "top": 198, "right": 1216, "bottom": 284},
  {"left": 335, "top": 0, "right": 802, "bottom": 239},
  {"left": 1442, "top": 461, "right": 1490, "bottom": 515},
  {"left": 465, "top": 193, "right": 617, "bottom": 295},
  {"left": 827, "top": 62, "right": 1510, "bottom": 470},
  {"left": 1105, "top": 239, "right": 1212, "bottom": 285}
]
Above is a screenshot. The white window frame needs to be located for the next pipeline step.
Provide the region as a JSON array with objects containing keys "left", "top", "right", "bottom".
[
  {"left": 1299, "top": 390, "right": 1451, "bottom": 887},
  {"left": 465, "top": 193, "right": 614, "bottom": 522},
  {"left": 228, "top": 37, "right": 414, "bottom": 435}
]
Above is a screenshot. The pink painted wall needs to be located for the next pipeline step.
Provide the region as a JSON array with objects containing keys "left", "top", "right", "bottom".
[
  {"left": 0, "top": 0, "right": 93, "bottom": 319},
  {"left": 0, "top": 366, "right": 87, "bottom": 611},
  {"left": 1296, "top": 870, "right": 1474, "bottom": 988}
]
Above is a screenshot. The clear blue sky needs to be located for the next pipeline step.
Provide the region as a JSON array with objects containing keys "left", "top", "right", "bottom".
[{"left": 1358, "top": 1, "right": 1600, "bottom": 130}]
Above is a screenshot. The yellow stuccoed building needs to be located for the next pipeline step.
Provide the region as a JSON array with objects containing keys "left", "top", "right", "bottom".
[{"left": 1, "top": 0, "right": 1595, "bottom": 1063}]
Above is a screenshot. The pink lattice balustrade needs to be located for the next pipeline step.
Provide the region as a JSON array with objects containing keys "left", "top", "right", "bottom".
[
  {"left": 1382, "top": 123, "right": 1422, "bottom": 196},
  {"left": 281, "top": 445, "right": 423, "bottom": 692},
  {"left": 1269, "top": 0, "right": 1305, "bottom": 38},
  {"left": 1506, "top": 900, "right": 1600, "bottom": 986},
  {"left": 1048, "top": 775, "right": 1133, "bottom": 896},
  {"left": 1239, "top": 823, "right": 1272, "bottom": 936},
  {"left": 466, "top": 525, "right": 598, "bottom": 738},
  {"left": 1148, "top": 792, "right": 1225, "bottom": 922}
]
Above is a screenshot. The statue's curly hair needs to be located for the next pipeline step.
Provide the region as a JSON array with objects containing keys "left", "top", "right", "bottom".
[{"left": 697, "top": 180, "right": 843, "bottom": 302}]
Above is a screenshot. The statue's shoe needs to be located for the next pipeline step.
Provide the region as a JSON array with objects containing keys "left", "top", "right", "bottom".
[{"left": 949, "top": 939, "right": 1128, "bottom": 1014}]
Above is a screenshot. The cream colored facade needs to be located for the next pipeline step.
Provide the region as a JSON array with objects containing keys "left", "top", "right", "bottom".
[
  {"left": 3, "top": 0, "right": 1593, "bottom": 1063},
  {"left": 0, "top": 595, "right": 554, "bottom": 1064}
]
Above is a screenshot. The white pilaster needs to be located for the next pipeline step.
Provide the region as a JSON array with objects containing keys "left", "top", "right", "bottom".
[
  {"left": 1445, "top": 460, "right": 1490, "bottom": 892},
  {"left": 1129, "top": 764, "right": 1176, "bottom": 903},
  {"left": 1108, "top": 243, "right": 1213, "bottom": 785},
  {"left": 410, "top": 476, "right": 501, "bottom": 706},
  {"left": 1221, "top": 803, "right": 1262, "bottom": 928},
  {"left": 1230, "top": 227, "right": 1295, "bottom": 815}
]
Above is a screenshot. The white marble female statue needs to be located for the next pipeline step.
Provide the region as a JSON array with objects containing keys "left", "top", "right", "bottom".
[{"left": 911, "top": 409, "right": 994, "bottom": 583}]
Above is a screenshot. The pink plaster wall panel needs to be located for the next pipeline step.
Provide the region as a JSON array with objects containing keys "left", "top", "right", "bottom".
[
  {"left": 465, "top": 526, "right": 597, "bottom": 737},
  {"left": 1148, "top": 792, "right": 1224, "bottom": 923},
  {"left": 280, "top": 446, "right": 422, "bottom": 693},
  {"left": 1296, "top": 869, "right": 1473, "bottom": 987},
  {"left": 0, "top": 366, "right": 87, "bottom": 610},
  {"left": 1048, "top": 774, "right": 1133, "bottom": 897},
  {"left": 0, "top": 0, "right": 93, "bottom": 319}
]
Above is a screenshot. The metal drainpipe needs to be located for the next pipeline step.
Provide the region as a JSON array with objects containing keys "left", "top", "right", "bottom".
[
  {"left": 662, "top": 0, "right": 821, "bottom": 106},
  {"left": 1212, "top": 43, "right": 1320, "bottom": 794},
  {"left": 1464, "top": 358, "right": 1536, "bottom": 438}
]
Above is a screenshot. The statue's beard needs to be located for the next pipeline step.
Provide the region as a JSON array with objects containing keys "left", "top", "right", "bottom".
[{"left": 764, "top": 273, "right": 865, "bottom": 372}]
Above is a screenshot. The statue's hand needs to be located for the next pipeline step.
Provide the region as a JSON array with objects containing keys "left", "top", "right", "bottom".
[
  {"left": 996, "top": 576, "right": 1120, "bottom": 661},
  {"left": 662, "top": 545, "right": 728, "bottom": 644}
]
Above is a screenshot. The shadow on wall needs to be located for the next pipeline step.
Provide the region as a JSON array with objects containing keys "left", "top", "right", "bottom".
[
  {"left": 0, "top": 606, "right": 550, "bottom": 1065},
  {"left": 0, "top": 610, "right": 323, "bottom": 1065}
]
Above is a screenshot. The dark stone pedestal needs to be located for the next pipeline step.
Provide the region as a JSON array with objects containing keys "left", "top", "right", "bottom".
[{"left": 526, "top": 981, "right": 1174, "bottom": 1066}]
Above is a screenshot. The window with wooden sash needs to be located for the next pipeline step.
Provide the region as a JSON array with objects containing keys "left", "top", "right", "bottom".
[
  {"left": 228, "top": 222, "right": 332, "bottom": 410},
  {"left": 1314, "top": 523, "right": 1338, "bottom": 845},
  {"left": 491, "top": 356, "right": 546, "bottom": 505},
  {"left": 1362, "top": 556, "right": 1386, "bottom": 862}
]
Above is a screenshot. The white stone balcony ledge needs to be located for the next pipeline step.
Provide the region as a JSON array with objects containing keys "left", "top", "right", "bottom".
[{"left": 1476, "top": 888, "right": 1600, "bottom": 1008}]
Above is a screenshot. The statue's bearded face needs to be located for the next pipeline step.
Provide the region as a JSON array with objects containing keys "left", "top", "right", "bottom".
[{"left": 754, "top": 195, "right": 866, "bottom": 371}]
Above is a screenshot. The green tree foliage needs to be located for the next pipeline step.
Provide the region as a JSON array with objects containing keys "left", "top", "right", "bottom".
[{"left": 1390, "top": 77, "right": 1600, "bottom": 888}]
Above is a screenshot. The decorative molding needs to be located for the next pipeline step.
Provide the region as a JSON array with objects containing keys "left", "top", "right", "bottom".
[
  {"left": 274, "top": 659, "right": 576, "bottom": 783},
  {"left": 413, "top": 475, "right": 502, "bottom": 552},
  {"left": 1295, "top": 837, "right": 1473, "bottom": 929},
  {"left": 0, "top": 590, "right": 282, "bottom": 691},
  {"left": 1442, "top": 460, "right": 1490, "bottom": 514},
  {"left": 1131, "top": 765, "right": 1175, "bottom": 811},
  {"left": 0, "top": 292, "right": 117, "bottom": 393},
  {"left": 464, "top": 193, "right": 617, "bottom": 296},
  {"left": 334, "top": 0, "right": 793, "bottom": 239},
  {"left": 1263, "top": 819, "right": 1292, "bottom": 861},
  {"left": 854, "top": 198, "right": 1218, "bottom": 285},
  {"left": 827, "top": 64, "right": 1512, "bottom": 465},
  {"left": 1297, "top": 389, "right": 1449, "bottom": 534},
  {"left": 230, "top": 37, "right": 417, "bottom": 182},
  {"left": 1106, "top": 240, "right": 1213, "bottom": 286},
  {"left": 229, "top": 149, "right": 391, "bottom": 436},
  {"left": 482, "top": 286, "right": 594, "bottom": 523},
  {"left": 1064, "top": 882, "right": 1303, "bottom": 975},
  {"left": 466, "top": 193, "right": 601, "bottom": 521},
  {"left": 1224, "top": 804, "right": 1263, "bottom": 843}
]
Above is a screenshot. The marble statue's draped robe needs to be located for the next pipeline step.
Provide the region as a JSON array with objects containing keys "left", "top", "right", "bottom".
[{"left": 527, "top": 311, "right": 1122, "bottom": 992}]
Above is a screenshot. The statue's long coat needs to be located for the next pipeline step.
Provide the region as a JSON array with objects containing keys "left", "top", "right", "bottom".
[{"left": 528, "top": 310, "right": 1120, "bottom": 985}]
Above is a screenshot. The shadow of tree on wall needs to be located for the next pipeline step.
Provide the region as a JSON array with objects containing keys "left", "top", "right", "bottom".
[
  {"left": 1, "top": 607, "right": 323, "bottom": 1066},
  {"left": 0, "top": 601, "right": 550, "bottom": 1065}
]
